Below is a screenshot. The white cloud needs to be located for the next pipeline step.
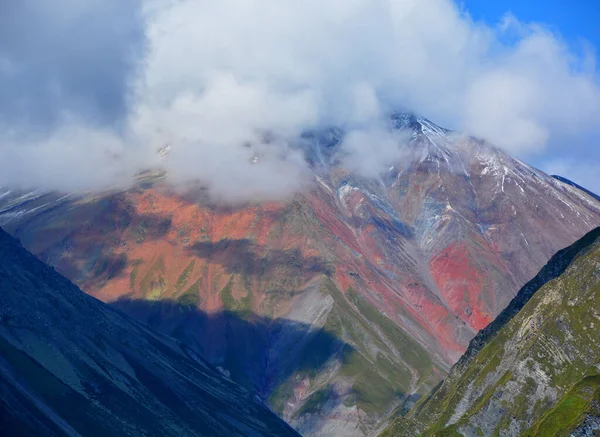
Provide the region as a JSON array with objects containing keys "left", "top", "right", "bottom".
[
  {"left": 1, "top": 0, "right": 599, "bottom": 199},
  {"left": 0, "top": 123, "right": 140, "bottom": 192},
  {"left": 463, "top": 20, "right": 600, "bottom": 153},
  {"left": 341, "top": 127, "right": 410, "bottom": 179}
]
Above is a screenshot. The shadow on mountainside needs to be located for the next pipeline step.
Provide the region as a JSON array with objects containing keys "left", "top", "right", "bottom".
[
  {"left": 110, "top": 298, "right": 351, "bottom": 403},
  {"left": 187, "top": 238, "right": 334, "bottom": 277},
  {"left": 2, "top": 190, "right": 175, "bottom": 273},
  {"left": 0, "top": 226, "right": 301, "bottom": 437},
  {"left": 0, "top": 186, "right": 332, "bottom": 294}
]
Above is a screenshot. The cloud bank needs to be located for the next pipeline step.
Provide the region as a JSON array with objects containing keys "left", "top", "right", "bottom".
[{"left": 1, "top": 0, "right": 599, "bottom": 199}]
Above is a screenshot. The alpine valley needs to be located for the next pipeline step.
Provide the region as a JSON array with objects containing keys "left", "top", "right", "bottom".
[{"left": 2, "top": 114, "right": 599, "bottom": 436}]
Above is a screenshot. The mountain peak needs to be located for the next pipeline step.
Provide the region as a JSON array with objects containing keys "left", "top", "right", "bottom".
[
  {"left": 391, "top": 112, "right": 451, "bottom": 138},
  {"left": 1, "top": 112, "right": 599, "bottom": 437}
]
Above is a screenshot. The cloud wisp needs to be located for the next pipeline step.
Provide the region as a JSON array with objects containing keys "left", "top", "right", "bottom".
[{"left": 1, "top": 0, "right": 599, "bottom": 200}]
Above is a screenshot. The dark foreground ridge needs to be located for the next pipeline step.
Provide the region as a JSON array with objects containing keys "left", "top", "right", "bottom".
[
  {"left": 110, "top": 298, "right": 350, "bottom": 402},
  {"left": 381, "top": 226, "right": 600, "bottom": 436},
  {"left": 456, "top": 226, "right": 600, "bottom": 371},
  {"left": 0, "top": 227, "right": 300, "bottom": 437},
  {"left": 552, "top": 175, "right": 600, "bottom": 202}
]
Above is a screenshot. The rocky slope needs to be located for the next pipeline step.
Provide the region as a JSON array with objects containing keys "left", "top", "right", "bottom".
[
  {"left": 380, "top": 226, "right": 600, "bottom": 437},
  {"left": 1, "top": 114, "right": 599, "bottom": 436},
  {"left": 0, "top": 227, "right": 300, "bottom": 437}
]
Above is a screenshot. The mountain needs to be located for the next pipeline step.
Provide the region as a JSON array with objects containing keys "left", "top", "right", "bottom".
[
  {"left": 1, "top": 114, "right": 599, "bottom": 436},
  {"left": 380, "top": 226, "right": 600, "bottom": 437},
  {"left": 0, "top": 227, "right": 300, "bottom": 437},
  {"left": 552, "top": 175, "right": 600, "bottom": 202}
]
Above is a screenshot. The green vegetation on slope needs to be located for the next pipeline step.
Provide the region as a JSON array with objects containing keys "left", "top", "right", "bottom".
[
  {"left": 175, "top": 259, "right": 195, "bottom": 291},
  {"left": 522, "top": 375, "right": 600, "bottom": 437},
  {"left": 380, "top": 227, "right": 600, "bottom": 437},
  {"left": 177, "top": 278, "right": 202, "bottom": 307},
  {"left": 139, "top": 256, "right": 167, "bottom": 300},
  {"left": 220, "top": 277, "right": 252, "bottom": 317},
  {"left": 321, "top": 279, "right": 437, "bottom": 416},
  {"left": 267, "top": 277, "right": 443, "bottom": 424}
]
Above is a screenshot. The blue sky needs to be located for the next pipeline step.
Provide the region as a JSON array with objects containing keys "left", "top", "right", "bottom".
[
  {"left": 462, "top": 0, "right": 600, "bottom": 191},
  {"left": 463, "top": 0, "right": 600, "bottom": 48}
]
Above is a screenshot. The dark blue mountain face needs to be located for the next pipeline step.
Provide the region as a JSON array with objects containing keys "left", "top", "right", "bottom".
[
  {"left": 0, "top": 227, "right": 300, "bottom": 437},
  {"left": 552, "top": 175, "right": 600, "bottom": 202}
]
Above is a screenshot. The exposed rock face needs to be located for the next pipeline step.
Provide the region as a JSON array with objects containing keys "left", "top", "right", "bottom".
[
  {"left": 2, "top": 114, "right": 599, "bottom": 436},
  {"left": 380, "top": 227, "right": 600, "bottom": 437},
  {"left": 571, "top": 414, "right": 600, "bottom": 437},
  {"left": 0, "top": 227, "right": 300, "bottom": 437}
]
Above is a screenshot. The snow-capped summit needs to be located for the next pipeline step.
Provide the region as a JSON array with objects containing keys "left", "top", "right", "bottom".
[{"left": 1, "top": 113, "right": 598, "bottom": 437}]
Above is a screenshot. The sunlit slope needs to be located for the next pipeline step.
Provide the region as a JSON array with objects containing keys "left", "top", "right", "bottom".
[{"left": 381, "top": 227, "right": 600, "bottom": 436}]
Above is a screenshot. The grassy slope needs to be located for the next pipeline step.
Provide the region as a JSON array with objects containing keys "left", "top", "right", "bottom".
[
  {"left": 381, "top": 227, "right": 600, "bottom": 437},
  {"left": 270, "top": 278, "right": 439, "bottom": 424},
  {"left": 522, "top": 375, "right": 600, "bottom": 437}
]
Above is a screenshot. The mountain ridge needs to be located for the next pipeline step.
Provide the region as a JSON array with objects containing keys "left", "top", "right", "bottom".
[
  {"left": 455, "top": 226, "right": 600, "bottom": 373},
  {"left": 1, "top": 114, "right": 599, "bottom": 436},
  {"left": 0, "top": 226, "right": 301, "bottom": 437},
  {"left": 552, "top": 175, "right": 600, "bottom": 202},
  {"left": 380, "top": 226, "right": 600, "bottom": 436}
]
